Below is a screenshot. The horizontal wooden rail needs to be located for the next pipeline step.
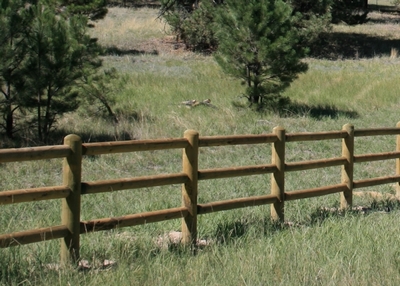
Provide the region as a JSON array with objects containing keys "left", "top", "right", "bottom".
[
  {"left": 199, "top": 134, "right": 277, "bottom": 147},
  {"left": 286, "top": 131, "right": 348, "bottom": 142},
  {"left": 80, "top": 207, "right": 188, "bottom": 232},
  {"left": 354, "top": 128, "right": 400, "bottom": 137},
  {"left": 81, "top": 173, "right": 189, "bottom": 194},
  {"left": 354, "top": 151, "right": 400, "bottom": 163},
  {"left": 285, "top": 184, "right": 348, "bottom": 201},
  {"left": 82, "top": 138, "right": 188, "bottom": 156},
  {"left": 198, "top": 164, "right": 277, "bottom": 180},
  {"left": 353, "top": 175, "right": 400, "bottom": 189},
  {"left": 0, "top": 145, "right": 71, "bottom": 163},
  {"left": 2, "top": 124, "right": 400, "bottom": 263},
  {"left": 0, "top": 225, "right": 69, "bottom": 248},
  {"left": 285, "top": 157, "right": 347, "bottom": 172},
  {"left": 197, "top": 194, "right": 278, "bottom": 214},
  {"left": 0, "top": 186, "right": 71, "bottom": 205}
]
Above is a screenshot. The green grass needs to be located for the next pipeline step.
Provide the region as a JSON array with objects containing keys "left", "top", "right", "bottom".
[{"left": 2, "top": 6, "right": 400, "bottom": 285}]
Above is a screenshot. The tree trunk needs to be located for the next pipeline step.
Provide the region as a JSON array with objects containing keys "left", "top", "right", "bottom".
[
  {"left": 37, "top": 91, "right": 42, "bottom": 142},
  {"left": 5, "top": 108, "right": 14, "bottom": 139},
  {"left": 43, "top": 90, "right": 53, "bottom": 144},
  {"left": 249, "top": 95, "right": 260, "bottom": 104},
  {"left": 4, "top": 81, "right": 14, "bottom": 138}
]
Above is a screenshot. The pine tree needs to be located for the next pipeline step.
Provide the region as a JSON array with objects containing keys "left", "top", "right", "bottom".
[
  {"left": 0, "top": 0, "right": 35, "bottom": 138},
  {"left": 0, "top": 0, "right": 111, "bottom": 143},
  {"left": 60, "top": 0, "right": 108, "bottom": 21},
  {"left": 213, "top": 0, "right": 308, "bottom": 105},
  {"left": 160, "top": 0, "right": 331, "bottom": 52},
  {"left": 15, "top": 2, "right": 102, "bottom": 143}
]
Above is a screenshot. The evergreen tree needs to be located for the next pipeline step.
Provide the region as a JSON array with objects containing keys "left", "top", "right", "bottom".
[
  {"left": 160, "top": 0, "right": 220, "bottom": 50},
  {"left": 0, "top": 0, "right": 35, "bottom": 138},
  {"left": 60, "top": 0, "right": 108, "bottom": 21},
  {"left": 213, "top": 0, "right": 308, "bottom": 105},
  {"left": 160, "top": 0, "right": 331, "bottom": 52},
  {"left": 15, "top": 2, "right": 102, "bottom": 143},
  {"left": 331, "top": 0, "right": 368, "bottom": 25},
  {"left": 0, "top": 0, "right": 112, "bottom": 143},
  {"left": 289, "top": 0, "right": 332, "bottom": 47}
]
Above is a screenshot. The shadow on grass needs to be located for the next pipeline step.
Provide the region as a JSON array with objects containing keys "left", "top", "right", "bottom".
[
  {"left": 50, "top": 129, "right": 135, "bottom": 145},
  {"left": 310, "top": 32, "right": 400, "bottom": 60},
  {"left": 278, "top": 102, "right": 359, "bottom": 120},
  {"left": 368, "top": 4, "right": 400, "bottom": 14},
  {"left": 103, "top": 46, "right": 159, "bottom": 56},
  {"left": 0, "top": 128, "right": 135, "bottom": 148},
  {"left": 108, "top": 0, "right": 161, "bottom": 8},
  {"left": 214, "top": 219, "right": 250, "bottom": 244},
  {"left": 250, "top": 96, "right": 359, "bottom": 120},
  {"left": 209, "top": 198, "right": 400, "bottom": 245},
  {"left": 307, "top": 198, "right": 400, "bottom": 226}
]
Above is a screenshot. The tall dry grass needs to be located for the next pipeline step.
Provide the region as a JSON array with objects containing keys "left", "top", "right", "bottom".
[{"left": 2, "top": 6, "right": 400, "bottom": 285}]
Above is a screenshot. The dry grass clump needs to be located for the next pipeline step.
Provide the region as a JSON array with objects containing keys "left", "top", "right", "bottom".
[{"left": 90, "top": 7, "right": 167, "bottom": 51}]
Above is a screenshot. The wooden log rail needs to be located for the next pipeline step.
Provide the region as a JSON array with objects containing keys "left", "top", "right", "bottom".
[{"left": 1, "top": 123, "right": 400, "bottom": 265}]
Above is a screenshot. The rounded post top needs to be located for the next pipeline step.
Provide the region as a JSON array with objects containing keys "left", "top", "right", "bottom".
[
  {"left": 397, "top": 122, "right": 400, "bottom": 128},
  {"left": 184, "top": 130, "right": 199, "bottom": 137},
  {"left": 63, "top": 134, "right": 82, "bottom": 144},
  {"left": 273, "top": 126, "right": 285, "bottom": 131},
  {"left": 342, "top": 123, "right": 354, "bottom": 131}
]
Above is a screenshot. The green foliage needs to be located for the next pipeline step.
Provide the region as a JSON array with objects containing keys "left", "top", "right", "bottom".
[
  {"left": 178, "top": 1, "right": 217, "bottom": 51},
  {"left": 331, "top": 0, "right": 369, "bottom": 25},
  {"left": 60, "top": 0, "right": 108, "bottom": 21},
  {"left": 79, "top": 67, "right": 120, "bottom": 123},
  {"left": 160, "top": 0, "right": 218, "bottom": 50},
  {"left": 0, "top": 0, "right": 111, "bottom": 143},
  {"left": 15, "top": 3, "right": 102, "bottom": 143},
  {"left": 0, "top": 0, "right": 36, "bottom": 138},
  {"left": 213, "top": 0, "right": 308, "bottom": 105},
  {"left": 160, "top": 0, "right": 331, "bottom": 53},
  {"left": 289, "top": 0, "right": 333, "bottom": 46}
]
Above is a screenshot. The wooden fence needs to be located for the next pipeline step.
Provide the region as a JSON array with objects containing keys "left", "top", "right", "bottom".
[{"left": 1, "top": 123, "right": 400, "bottom": 264}]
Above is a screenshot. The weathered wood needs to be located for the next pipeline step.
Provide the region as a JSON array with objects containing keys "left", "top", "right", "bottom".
[
  {"left": 285, "top": 184, "right": 348, "bottom": 201},
  {"left": 0, "top": 225, "right": 69, "bottom": 248},
  {"left": 80, "top": 207, "right": 188, "bottom": 233},
  {"left": 181, "top": 130, "right": 199, "bottom": 246},
  {"left": 0, "top": 145, "right": 71, "bottom": 163},
  {"left": 198, "top": 164, "right": 277, "bottom": 180},
  {"left": 286, "top": 131, "right": 348, "bottom": 142},
  {"left": 4, "top": 124, "right": 400, "bottom": 263},
  {"left": 82, "top": 138, "right": 188, "bottom": 156},
  {"left": 199, "top": 134, "right": 277, "bottom": 147},
  {"left": 198, "top": 194, "right": 278, "bottom": 214},
  {"left": 0, "top": 186, "right": 71, "bottom": 205},
  {"left": 271, "top": 126, "right": 285, "bottom": 222},
  {"left": 354, "top": 127, "right": 400, "bottom": 137},
  {"left": 353, "top": 175, "right": 400, "bottom": 189},
  {"left": 397, "top": 122, "right": 400, "bottom": 196},
  {"left": 285, "top": 157, "right": 346, "bottom": 172},
  {"left": 341, "top": 124, "right": 354, "bottom": 209},
  {"left": 81, "top": 173, "right": 189, "bottom": 194},
  {"left": 354, "top": 151, "right": 400, "bottom": 163},
  {"left": 61, "top": 135, "right": 82, "bottom": 265}
]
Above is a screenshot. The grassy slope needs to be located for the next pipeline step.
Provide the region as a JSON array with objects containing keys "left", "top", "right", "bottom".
[{"left": 2, "top": 7, "right": 400, "bottom": 285}]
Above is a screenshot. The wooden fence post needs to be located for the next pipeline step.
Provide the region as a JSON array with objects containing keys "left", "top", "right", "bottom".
[
  {"left": 61, "top": 134, "right": 82, "bottom": 265},
  {"left": 181, "top": 130, "right": 199, "bottom": 247},
  {"left": 271, "top": 126, "right": 285, "bottom": 222},
  {"left": 341, "top": 124, "right": 354, "bottom": 209},
  {"left": 396, "top": 122, "right": 400, "bottom": 197}
]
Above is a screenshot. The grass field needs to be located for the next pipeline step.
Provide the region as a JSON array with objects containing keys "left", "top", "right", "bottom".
[{"left": 2, "top": 6, "right": 400, "bottom": 285}]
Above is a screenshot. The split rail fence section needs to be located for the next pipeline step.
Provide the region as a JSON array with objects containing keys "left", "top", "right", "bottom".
[{"left": 1, "top": 123, "right": 400, "bottom": 264}]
